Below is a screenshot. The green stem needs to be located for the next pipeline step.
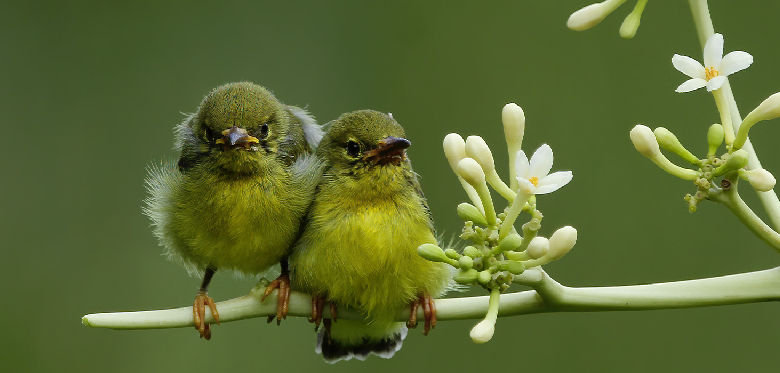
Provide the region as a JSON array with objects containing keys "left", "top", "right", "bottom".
[
  {"left": 82, "top": 267, "right": 780, "bottom": 329},
  {"left": 710, "top": 186, "right": 780, "bottom": 253},
  {"left": 688, "top": 0, "right": 780, "bottom": 231},
  {"left": 711, "top": 89, "right": 734, "bottom": 146}
]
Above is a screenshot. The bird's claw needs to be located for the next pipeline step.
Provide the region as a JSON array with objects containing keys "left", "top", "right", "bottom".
[
  {"left": 193, "top": 291, "right": 219, "bottom": 340},
  {"left": 261, "top": 273, "right": 291, "bottom": 325},
  {"left": 406, "top": 294, "right": 437, "bottom": 336}
]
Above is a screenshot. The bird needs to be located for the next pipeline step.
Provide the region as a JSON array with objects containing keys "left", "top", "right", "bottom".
[
  {"left": 288, "top": 109, "right": 451, "bottom": 362},
  {"left": 144, "top": 81, "right": 323, "bottom": 339}
]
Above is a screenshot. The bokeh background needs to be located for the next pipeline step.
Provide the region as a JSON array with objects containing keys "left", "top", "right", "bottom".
[{"left": 3, "top": 1, "right": 780, "bottom": 372}]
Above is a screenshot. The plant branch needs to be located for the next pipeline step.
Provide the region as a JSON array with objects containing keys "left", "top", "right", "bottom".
[
  {"left": 688, "top": 0, "right": 780, "bottom": 230},
  {"left": 82, "top": 267, "right": 780, "bottom": 330}
]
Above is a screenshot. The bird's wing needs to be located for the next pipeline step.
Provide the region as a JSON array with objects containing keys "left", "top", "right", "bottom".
[{"left": 410, "top": 170, "right": 436, "bottom": 235}]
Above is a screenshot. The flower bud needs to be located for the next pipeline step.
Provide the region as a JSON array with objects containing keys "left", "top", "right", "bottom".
[
  {"left": 458, "top": 256, "right": 474, "bottom": 270},
  {"left": 654, "top": 127, "right": 699, "bottom": 165},
  {"left": 619, "top": 11, "right": 640, "bottom": 39},
  {"left": 547, "top": 226, "right": 577, "bottom": 261},
  {"left": 630, "top": 125, "right": 660, "bottom": 158},
  {"left": 478, "top": 270, "right": 492, "bottom": 285},
  {"left": 707, "top": 123, "right": 724, "bottom": 156},
  {"left": 735, "top": 92, "right": 780, "bottom": 150},
  {"left": 443, "top": 133, "right": 467, "bottom": 171},
  {"left": 713, "top": 149, "right": 749, "bottom": 177},
  {"left": 470, "top": 318, "right": 495, "bottom": 344},
  {"left": 502, "top": 103, "right": 525, "bottom": 149},
  {"left": 445, "top": 248, "right": 461, "bottom": 260},
  {"left": 458, "top": 158, "right": 486, "bottom": 187},
  {"left": 418, "top": 244, "right": 455, "bottom": 265},
  {"left": 465, "top": 136, "right": 496, "bottom": 173},
  {"left": 497, "top": 260, "right": 525, "bottom": 275},
  {"left": 525, "top": 236, "right": 549, "bottom": 259},
  {"left": 457, "top": 203, "right": 488, "bottom": 226},
  {"left": 463, "top": 246, "right": 481, "bottom": 258},
  {"left": 494, "top": 233, "right": 523, "bottom": 254},
  {"left": 739, "top": 168, "right": 776, "bottom": 192},
  {"left": 567, "top": 0, "right": 626, "bottom": 31},
  {"left": 454, "top": 268, "right": 479, "bottom": 284}
]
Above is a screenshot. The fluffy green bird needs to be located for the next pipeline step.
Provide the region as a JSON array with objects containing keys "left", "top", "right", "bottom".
[
  {"left": 144, "top": 82, "right": 323, "bottom": 339},
  {"left": 289, "top": 110, "right": 451, "bottom": 363}
]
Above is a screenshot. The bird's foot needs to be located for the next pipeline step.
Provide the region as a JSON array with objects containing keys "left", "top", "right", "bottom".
[
  {"left": 193, "top": 291, "right": 219, "bottom": 340},
  {"left": 308, "top": 295, "right": 337, "bottom": 332},
  {"left": 261, "top": 273, "right": 291, "bottom": 325},
  {"left": 406, "top": 293, "right": 437, "bottom": 336}
]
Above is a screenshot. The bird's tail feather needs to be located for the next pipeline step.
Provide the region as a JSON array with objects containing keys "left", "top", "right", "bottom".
[{"left": 315, "top": 321, "right": 408, "bottom": 363}]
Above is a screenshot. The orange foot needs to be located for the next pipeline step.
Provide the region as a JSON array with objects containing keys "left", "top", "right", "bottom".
[
  {"left": 308, "top": 295, "right": 338, "bottom": 332},
  {"left": 406, "top": 293, "right": 437, "bottom": 336},
  {"left": 261, "top": 273, "right": 291, "bottom": 325},
  {"left": 193, "top": 291, "right": 220, "bottom": 340}
]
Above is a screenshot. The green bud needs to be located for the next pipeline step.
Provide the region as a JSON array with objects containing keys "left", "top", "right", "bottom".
[
  {"left": 712, "top": 149, "right": 749, "bottom": 177},
  {"left": 454, "top": 269, "right": 479, "bottom": 284},
  {"left": 504, "top": 250, "right": 529, "bottom": 261},
  {"left": 478, "top": 270, "right": 492, "bottom": 285},
  {"left": 458, "top": 256, "right": 474, "bottom": 270},
  {"left": 463, "top": 246, "right": 481, "bottom": 258},
  {"left": 654, "top": 127, "right": 699, "bottom": 166},
  {"left": 497, "top": 260, "right": 525, "bottom": 275},
  {"left": 417, "top": 244, "right": 457, "bottom": 266},
  {"left": 444, "top": 248, "right": 461, "bottom": 260},
  {"left": 707, "top": 124, "right": 724, "bottom": 157},
  {"left": 493, "top": 233, "right": 522, "bottom": 254},
  {"left": 457, "top": 203, "right": 488, "bottom": 226},
  {"left": 619, "top": 0, "right": 647, "bottom": 39}
]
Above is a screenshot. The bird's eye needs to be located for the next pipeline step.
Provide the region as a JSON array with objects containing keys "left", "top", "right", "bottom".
[
  {"left": 346, "top": 140, "right": 361, "bottom": 158},
  {"left": 258, "top": 123, "right": 269, "bottom": 139}
]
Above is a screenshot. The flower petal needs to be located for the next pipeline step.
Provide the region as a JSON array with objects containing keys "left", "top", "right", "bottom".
[
  {"left": 528, "top": 144, "right": 553, "bottom": 178},
  {"left": 706, "top": 76, "right": 727, "bottom": 91},
  {"left": 534, "top": 171, "right": 573, "bottom": 194},
  {"left": 514, "top": 149, "right": 530, "bottom": 179},
  {"left": 517, "top": 177, "right": 536, "bottom": 194},
  {"left": 675, "top": 78, "right": 707, "bottom": 93},
  {"left": 720, "top": 51, "right": 753, "bottom": 76},
  {"left": 703, "top": 33, "right": 724, "bottom": 67},
  {"left": 672, "top": 54, "right": 705, "bottom": 79}
]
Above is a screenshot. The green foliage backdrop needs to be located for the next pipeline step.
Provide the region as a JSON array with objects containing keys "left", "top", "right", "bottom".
[{"left": 3, "top": 1, "right": 779, "bottom": 371}]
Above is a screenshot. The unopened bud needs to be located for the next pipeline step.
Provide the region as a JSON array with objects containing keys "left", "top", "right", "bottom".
[
  {"left": 707, "top": 123, "right": 724, "bottom": 157},
  {"left": 547, "top": 226, "right": 577, "bottom": 261},
  {"left": 463, "top": 246, "right": 481, "bottom": 258},
  {"left": 630, "top": 125, "right": 660, "bottom": 158},
  {"left": 567, "top": 0, "right": 627, "bottom": 31},
  {"left": 465, "top": 136, "right": 496, "bottom": 173},
  {"left": 454, "top": 268, "right": 479, "bottom": 284},
  {"left": 654, "top": 127, "right": 699, "bottom": 165},
  {"left": 713, "top": 149, "right": 749, "bottom": 177},
  {"left": 735, "top": 92, "right": 780, "bottom": 150},
  {"left": 497, "top": 260, "right": 525, "bottom": 275},
  {"left": 458, "top": 158, "right": 486, "bottom": 187},
  {"left": 418, "top": 244, "right": 456, "bottom": 265},
  {"left": 739, "top": 168, "right": 776, "bottom": 192},
  {"left": 525, "top": 236, "right": 549, "bottom": 259}
]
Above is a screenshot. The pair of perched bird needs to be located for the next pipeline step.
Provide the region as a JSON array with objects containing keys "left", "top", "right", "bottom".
[{"left": 144, "top": 82, "right": 450, "bottom": 362}]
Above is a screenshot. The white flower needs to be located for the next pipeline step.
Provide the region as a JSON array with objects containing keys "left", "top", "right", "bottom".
[
  {"left": 515, "top": 144, "right": 573, "bottom": 194},
  {"left": 672, "top": 33, "right": 753, "bottom": 93}
]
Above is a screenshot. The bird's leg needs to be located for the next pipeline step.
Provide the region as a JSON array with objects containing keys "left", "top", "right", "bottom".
[
  {"left": 308, "top": 294, "right": 337, "bottom": 332},
  {"left": 406, "top": 293, "right": 437, "bottom": 336},
  {"left": 193, "top": 266, "right": 219, "bottom": 340},
  {"left": 261, "top": 258, "right": 291, "bottom": 325}
]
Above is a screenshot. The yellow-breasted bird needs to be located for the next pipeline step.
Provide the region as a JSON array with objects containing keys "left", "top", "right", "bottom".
[
  {"left": 289, "top": 110, "right": 451, "bottom": 362},
  {"left": 144, "top": 82, "right": 323, "bottom": 339}
]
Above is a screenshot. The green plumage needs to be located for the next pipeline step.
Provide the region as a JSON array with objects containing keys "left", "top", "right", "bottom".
[
  {"left": 289, "top": 110, "right": 451, "bottom": 362},
  {"left": 145, "top": 81, "right": 323, "bottom": 278}
]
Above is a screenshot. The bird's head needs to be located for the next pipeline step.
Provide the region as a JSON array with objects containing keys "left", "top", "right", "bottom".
[
  {"left": 183, "top": 82, "right": 294, "bottom": 175},
  {"left": 317, "top": 110, "right": 413, "bottom": 190}
]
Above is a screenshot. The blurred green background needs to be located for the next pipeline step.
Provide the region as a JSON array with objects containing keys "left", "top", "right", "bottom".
[{"left": 3, "top": 1, "right": 780, "bottom": 372}]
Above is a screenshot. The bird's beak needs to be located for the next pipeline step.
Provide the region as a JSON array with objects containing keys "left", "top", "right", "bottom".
[
  {"left": 363, "top": 136, "right": 411, "bottom": 165},
  {"left": 215, "top": 126, "right": 260, "bottom": 149}
]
